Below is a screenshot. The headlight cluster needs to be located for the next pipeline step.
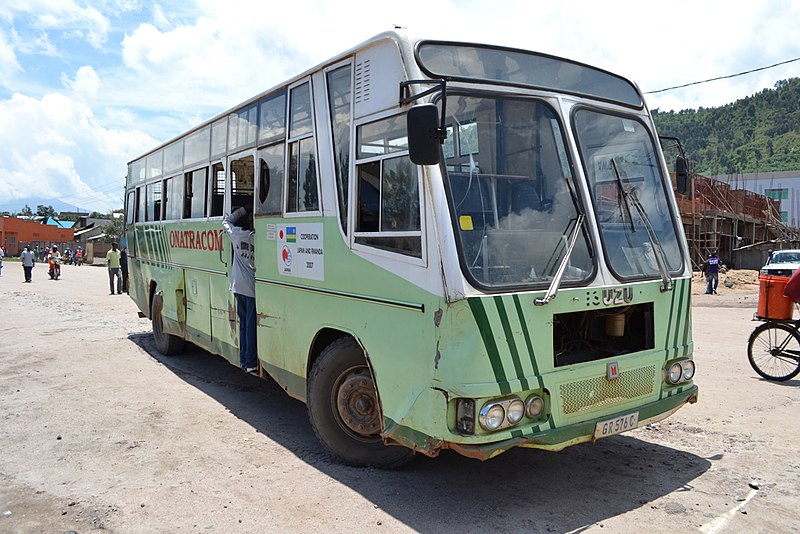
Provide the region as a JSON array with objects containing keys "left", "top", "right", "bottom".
[
  {"left": 665, "top": 359, "right": 695, "bottom": 385},
  {"left": 477, "top": 393, "right": 546, "bottom": 432}
]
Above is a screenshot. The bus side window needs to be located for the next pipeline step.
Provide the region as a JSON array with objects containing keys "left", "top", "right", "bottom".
[
  {"left": 230, "top": 155, "right": 255, "bottom": 212},
  {"left": 163, "top": 175, "right": 184, "bottom": 220},
  {"left": 256, "top": 144, "right": 284, "bottom": 215},
  {"left": 184, "top": 167, "right": 208, "bottom": 219},
  {"left": 136, "top": 187, "right": 145, "bottom": 223},
  {"left": 126, "top": 191, "right": 135, "bottom": 225},
  {"left": 354, "top": 114, "right": 422, "bottom": 258},
  {"left": 146, "top": 182, "right": 162, "bottom": 222},
  {"left": 286, "top": 81, "right": 318, "bottom": 213},
  {"left": 326, "top": 64, "right": 352, "bottom": 234},
  {"left": 209, "top": 163, "right": 225, "bottom": 217}
]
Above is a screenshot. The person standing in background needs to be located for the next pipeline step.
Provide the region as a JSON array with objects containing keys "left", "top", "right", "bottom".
[
  {"left": 704, "top": 250, "right": 720, "bottom": 295},
  {"left": 0, "top": 245, "right": 4, "bottom": 276},
  {"left": 20, "top": 245, "right": 35, "bottom": 282},
  {"left": 106, "top": 242, "right": 122, "bottom": 294}
]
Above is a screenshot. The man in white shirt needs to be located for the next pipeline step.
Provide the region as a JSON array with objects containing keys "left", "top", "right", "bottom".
[
  {"left": 223, "top": 205, "right": 257, "bottom": 373},
  {"left": 20, "top": 245, "right": 35, "bottom": 282}
]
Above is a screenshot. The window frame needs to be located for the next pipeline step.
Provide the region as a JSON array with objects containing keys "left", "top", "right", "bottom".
[
  {"left": 323, "top": 59, "right": 354, "bottom": 239},
  {"left": 208, "top": 159, "right": 227, "bottom": 218},
  {"left": 283, "top": 78, "right": 322, "bottom": 218},
  {"left": 227, "top": 149, "right": 257, "bottom": 214},
  {"left": 255, "top": 141, "right": 285, "bottom": 216},
  {"left": 182, "top": 163, "right": 209, "bottom": 220},
  {"left": 350, "top": 110, "right": 426, "bottom": 265}
]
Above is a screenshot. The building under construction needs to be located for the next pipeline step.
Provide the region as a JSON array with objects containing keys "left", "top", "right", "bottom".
[{"left": 673, "top": 173, "right": 800, "bottom": 270}]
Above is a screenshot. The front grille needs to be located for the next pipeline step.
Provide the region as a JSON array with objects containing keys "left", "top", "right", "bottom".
[{"left": 560, "top": 365, "right": 656, "bottom": 415}]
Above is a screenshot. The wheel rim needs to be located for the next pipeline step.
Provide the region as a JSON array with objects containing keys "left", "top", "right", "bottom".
[
  {"left": 333, "top": 366, "right": 382, "bottom": 441},
  {"left": 751, "top": 325, "right": 800, "bottom": 380}
]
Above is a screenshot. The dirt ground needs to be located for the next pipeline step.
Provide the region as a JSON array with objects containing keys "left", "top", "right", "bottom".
[{"left": 1, "top": 264, "right": 799, "bottom": 533}]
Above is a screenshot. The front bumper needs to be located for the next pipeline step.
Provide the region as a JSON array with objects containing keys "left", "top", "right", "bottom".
[{"left": 384, "top": 385, "right": 698, "bottom": 460}]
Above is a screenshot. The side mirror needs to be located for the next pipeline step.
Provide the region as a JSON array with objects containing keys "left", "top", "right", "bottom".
[
  {"left": 675, "top": 156, "right": 688, "bottom": 195},
  {"left": 407, "top": 104, "right": 442, "bottom": 165}
]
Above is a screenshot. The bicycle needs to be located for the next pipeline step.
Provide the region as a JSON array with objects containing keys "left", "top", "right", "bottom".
[
  {"left": 747, "top": 273, "right": 800, "bottom": 381},
  {"left": 748, "top": 317, "right": 800, "bottom": 382}
]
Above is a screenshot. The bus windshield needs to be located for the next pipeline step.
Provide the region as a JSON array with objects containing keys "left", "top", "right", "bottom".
[
  {"left": 442, "top": 94, "right": 593, "bottom": 289},
  {"left": 573, "top": 109, "right": 684, "bottom": 279}
]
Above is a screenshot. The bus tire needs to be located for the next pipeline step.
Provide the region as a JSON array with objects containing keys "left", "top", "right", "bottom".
[
  {"left": 151, "top": 295, "right": 185, "bottom": 356},
  {"left": 307, "top": 338, "right": 414, "bottom": 468}
]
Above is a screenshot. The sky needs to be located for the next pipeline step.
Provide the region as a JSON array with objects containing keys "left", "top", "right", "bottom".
[{"left": 0, "top": 0, "right": 798, "bottom": 214}]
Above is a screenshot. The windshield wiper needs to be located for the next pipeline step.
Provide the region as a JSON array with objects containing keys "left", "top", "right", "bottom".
[
  {"left": 610, "top": 159, "right": 673, "bottom": 292},
  {"left": 535, "top": 214, "right": 585, "bottom": 306},
  {"left": 611, "top": 159, "right": 636, "bottom": 233}
]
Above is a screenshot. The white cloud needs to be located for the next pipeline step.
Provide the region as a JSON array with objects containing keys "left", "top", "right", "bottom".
[
  {"left": 61, "top": 65, "right": 101, "bottom": 100},
  {"left": 0, "top": 30, "right": 22, "bottom": 87},
  {"left": 10, "top": 28, "right": 59, "bottom": 56},
  {"left": 151, "top": 3, "right": 171, "bottom": 31},
  {"left": 0, "top": 0, "right": 111, "bottom": 48},
  {"left": 0, "top": 92, "right": 157, "bottom": 211},
  {"left": 3, "top": 0, "right": 800, "bottom": 213}
]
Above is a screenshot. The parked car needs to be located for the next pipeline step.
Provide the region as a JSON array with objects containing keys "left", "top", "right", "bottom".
[{"left": 760, "top": 249, "right": 800, "bottom": 277}]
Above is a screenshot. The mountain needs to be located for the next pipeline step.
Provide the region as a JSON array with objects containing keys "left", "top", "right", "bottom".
[
  {"left": 652, "top": 78, "right": 800, "bottom": 175},
  {"left": 0, "top": 197, "right": 96, "bottom": 216}
]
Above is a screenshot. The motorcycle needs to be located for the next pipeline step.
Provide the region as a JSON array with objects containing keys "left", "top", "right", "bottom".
[{"left": 48, "top": 256, "right": 61, "bottom": 280}]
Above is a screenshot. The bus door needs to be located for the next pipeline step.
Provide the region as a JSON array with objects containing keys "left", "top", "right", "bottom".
[
  {"left": 210, "top": 151, "right": 256, "bottom": 363},
  {"left": 207, "top": 158, "right": 236, "bottom": 362}
]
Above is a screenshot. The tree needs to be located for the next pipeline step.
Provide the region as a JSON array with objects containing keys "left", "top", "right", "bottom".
[
  {"left": 36, "top": 205, "right": 57, "bottom": 218},
  {"left": 20, "top": 205, "right": 33, "bottom": 216},
  {"left": 99, "top": 217, "right": 125, "bottom": 243}
]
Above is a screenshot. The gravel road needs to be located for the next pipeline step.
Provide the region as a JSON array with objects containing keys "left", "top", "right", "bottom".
[{"left": 1, "top": 264, "right": 798, "bottom": 533}]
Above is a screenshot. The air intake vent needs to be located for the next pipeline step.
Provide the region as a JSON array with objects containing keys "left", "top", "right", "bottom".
[
  {"left": 559, "top": 365, "right": 656, "bottom": 415},
  {"left": 355, "top": 59, "right": 371, "bottom": 104}
]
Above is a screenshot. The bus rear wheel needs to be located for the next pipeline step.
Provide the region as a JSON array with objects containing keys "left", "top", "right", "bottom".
[
  {"left": 151, "top": 295, "right": 185, "bottom": 355},
  {"left": 307, "top": 338, "right": 413, "bottom": 468}
]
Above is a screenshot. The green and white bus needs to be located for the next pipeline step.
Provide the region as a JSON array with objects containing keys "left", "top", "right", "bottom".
[{"left": 124, "top": 31, "right": 697, "bottom": 467}]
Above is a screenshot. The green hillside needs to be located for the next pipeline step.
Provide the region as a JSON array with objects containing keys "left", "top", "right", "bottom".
[{"left": 652, "top": 77, "right": 800, "bottom": 175}]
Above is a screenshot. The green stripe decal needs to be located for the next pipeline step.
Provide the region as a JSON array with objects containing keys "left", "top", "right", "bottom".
[
  {"left": 512, "top": 294, "right": 543, "bottom": 389},
  {"left": 664, "top": 279, "right": 678, "bottom": 358},
  {"left": 671, "top": 279, "right": 687, "bottom": 359},
  {"left": 683, "top": 282, "right": 692, "bottom": 357},
  {"left": 494, "top": 296, "right": 529, "bottom": 391},
  {"left": 468, "top": 298, "right": 511, "bottom": 395}
]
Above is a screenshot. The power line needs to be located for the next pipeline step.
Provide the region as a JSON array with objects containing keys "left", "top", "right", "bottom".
[{"left": 645, "top": 56, "right": 800, "bottom": 94}]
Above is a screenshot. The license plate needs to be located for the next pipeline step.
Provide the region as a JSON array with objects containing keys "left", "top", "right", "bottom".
[{"left": 594, "top": 412, "right": 639, "bottom": 439}]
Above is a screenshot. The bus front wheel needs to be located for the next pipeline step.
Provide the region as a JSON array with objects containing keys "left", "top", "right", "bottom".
[
  {"left": 307, "top": 338, "right": 413, "bottom": 468},
  {"left": 151, "top": 295, "right": 185, "bottom": 355}
]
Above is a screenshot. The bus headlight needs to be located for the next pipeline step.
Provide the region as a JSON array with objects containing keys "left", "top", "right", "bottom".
[
  {"left": 665, "top": 359, "right": 695, "bottom": 385},
  {"left": 479, "top": 404, "right": 505, "bottom": 431},
  {"left": 668, "top": 362, "right": 683, "bottom": 384},
  {"left": 525, "top": 394, "right": 545, "bottom": 418},
  {"left": 507, "top": 399, "right": 525, "bottom": 424},
  {"left": 682, "top": 360, "right": 696, "bottom": 381}
]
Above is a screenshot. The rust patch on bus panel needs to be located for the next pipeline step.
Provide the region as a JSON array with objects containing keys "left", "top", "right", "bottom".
[
  {"left": 433, "top": 308, "right": 443, "bottom": 327},
  {"left": 255, "top": 312, "right": 274, "bottom": 326}
]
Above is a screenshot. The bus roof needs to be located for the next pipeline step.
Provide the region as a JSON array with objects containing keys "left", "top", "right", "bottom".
[{"left": 128, "top": 31, "right": 642, "bottom": 165}]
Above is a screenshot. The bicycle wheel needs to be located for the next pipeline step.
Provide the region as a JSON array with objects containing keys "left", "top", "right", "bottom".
[{"left": 747, "top": 322, "right": 800, "bottom": 381}]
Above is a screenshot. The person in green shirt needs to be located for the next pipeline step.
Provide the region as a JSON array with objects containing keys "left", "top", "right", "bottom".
[{"left": 106, "top": 242, "right": 122, "bottom": 294}]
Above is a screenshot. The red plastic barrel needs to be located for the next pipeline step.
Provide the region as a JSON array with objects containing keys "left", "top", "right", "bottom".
[{"left": 758, "top": 275, "right": 794, "bottom": 320}]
